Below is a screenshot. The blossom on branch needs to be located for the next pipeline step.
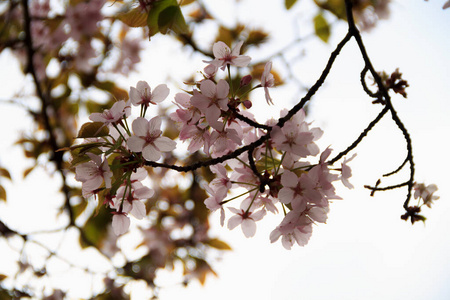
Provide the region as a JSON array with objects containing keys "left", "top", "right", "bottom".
[
  {"left": 75, "top": 153, "right": 112, "bottom": 198},
  {"left": 130, "top": 81, "right": 170, "bottom": 107},
  {"left": 207, "top": 41, "right": 251, "bottom": 70},
  {"left": 127, "top": 116, "right": 176, "bottom": 161}
]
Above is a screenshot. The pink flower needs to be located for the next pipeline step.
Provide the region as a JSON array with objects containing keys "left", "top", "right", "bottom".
[
  {"left": 129, "top": 81, "right": 170, "bottom": 107},
  {"left": 261, "top": 61, "right": 275, "bottom": 105},
  {"left": 227, "top": 207, "right": 266, "bottom": 238},
  {"left": 270, "top": 211, "right": 313, "bottom": 249},
  {"left": 127, "top": 117, "right": 176, "bottom": 161},
  {"left": 208, "top": 41, "right": 251, "bottom": 70},
  {"left": 209, "top": 164, "right": 232, "bottom": 196},
  {"left": 278, "top": 170, "right": 321, "bottom": 212},
  {"left": 113, "top": 183, "right": 153, "bottom": 220},
  {"left": 190, "top": 79, "right": 230, "bottom": 130},
  {"left": 89, "top": 100, "right": 128, "bottom": 126},
  {"left": 413, "top": 183, "right": 439, "bottom": 208},
  {"left": 179, "top": 124, "right": 211, "bottom": 154},
  {"left": 271, "top": 122, "right": 315, "bottom": 158},
  {"left": 75, "top": 153, "right": 112, "bottom": 198},
  {"left": 171, "top": 92, "right": 202, "bottom": 126},
  {"left": 204, "top": 184, "right": 226, "bottom": 226},
  {"left": 209, "top": 128, "right": 242, "bottom": 157}
]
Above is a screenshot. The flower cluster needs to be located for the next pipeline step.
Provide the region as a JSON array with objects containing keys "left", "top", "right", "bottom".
[
  {"left": 73, "top": 80, "right": 174, "bottom": 234},
  {"left": 73, "top": 41, "right": 355, "bottom": 248}
]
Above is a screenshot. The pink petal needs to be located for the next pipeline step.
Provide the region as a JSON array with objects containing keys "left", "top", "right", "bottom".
[
  {"left": 132, "top": 117, "right": 149, "bottom": 137},
  {"left": 200, "top": 80, "right": 217, "bottom": 99},
  {"left": 151, "top": 84, "right": 170, "bottom": 103},
  {"left": 134, "top": 186, "right": 154, "bottom": 199},
  {"left": 308, "top": 207, "right": 328, "bottom": 223},
  {"left": 227, "top": 215, "right": 242, "bottom": 230},
  {"left": 281, "top": 170, "right": 298, "bottom": 188},
  {"left": 232, "top": 55, "right": 251, "bottom": 68},
  {"left": 148, "top": 116, "right": 162, "bottom": 134},
  {"left": 142, "top": 144, "right": 161, "bottom": 161},
  {"left": 241, "top": 219, "right": 256, "bottom": 238},
  {"left": 216, "top": 79, "right": 230, "bottom": 99},
  {"left": 112, "top": 214, "right": 130, "bottom": 235},
  {"left": 130, "top": 200, "right": 146, "bottom": 220},
  {"left": 230, "top": 41, "right": 244, "bottom": 56},
  {"left": 251, "top": 209, "right": 266, "bottom": 221},
  {"left": 136, "top": 80, "right": 151, "bottom": 95},
  {"left": 212, "top": 41, "right": 229, "bottom": 59},
  {"left": 278, "top": 187, "right": 294, "bottom": 204},
  {"left": 154, "top": 136, "right": 176, "bottom": 152},
  {"left": 129, "top": 86, "right": 141, "bottom": 106},
  {"left": 127, "top": 136, "right": 145, "bottom": 152}
]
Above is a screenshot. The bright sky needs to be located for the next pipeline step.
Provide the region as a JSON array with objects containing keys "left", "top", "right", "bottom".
[{"left": 0, "top": 0, "right": 449, "bottom": 299}]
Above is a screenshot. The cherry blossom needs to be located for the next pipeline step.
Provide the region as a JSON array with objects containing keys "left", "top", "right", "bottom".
[
  {"left": 129, "top": 81, "right": 170, "bottom": 107},
  {"left": 413, "top": 183, "right": 439, "bottom": 208},
  {"left": 89, "top": 100, "right": 129, "bottom": 126},
  {"left": 227, "top": 206, "right": 266, "bottom": 238},
  {"left": 204, "top": 185, "right": 226, "bottom": 226},
  {"left": 208, "top": 41, "right": 251, "bottom": 70},
  {"left": 127, "top": 116, "right": 176, "bottom": 161},
  {"left": 190, "top": 79, "right": 230, "bottom": 130},
  {"left": 260, "top": 61, "right": 275, "bottom": 105},
  {"left": 278, "top": 170, "right": 321, "bottom": 212},
  {"left": 270, "top": 210, "right": 313, "bottom": 249},
  {"left": 75, "top": 153, "right": 112, "bottom": 197}
]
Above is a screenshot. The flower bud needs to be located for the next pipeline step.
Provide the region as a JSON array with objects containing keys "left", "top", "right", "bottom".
[{"left": 240, "top": 75, "right": 252, "bottom": 87}]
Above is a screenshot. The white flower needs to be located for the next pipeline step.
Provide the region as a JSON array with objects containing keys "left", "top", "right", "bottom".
[
  {"left": 227, "top": 207, "right": 266, "bottom": 238},
  {"left": 127, "top": 117, "right": 176, "bottom": 161},
  {"left": 207, "top": 41, "right": 251, "bottom": 70},
  {"left": 129, "top": 81, "right": 169, "bottom": 107},
  {"left": 75, "top": 153, "right": 112, "bottom": 198}
]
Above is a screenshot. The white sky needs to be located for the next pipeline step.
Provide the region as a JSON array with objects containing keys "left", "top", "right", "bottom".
[{"left": 0, "top": 0, "right": 449, "bottom": 299}]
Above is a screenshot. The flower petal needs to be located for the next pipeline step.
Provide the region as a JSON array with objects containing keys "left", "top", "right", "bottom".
[
  {"left": 151, "top": 84, "right": 170, "bottom": 103},
  {"left": 142, "top": 144, "right": 161, "bottom": 161},
  {"left": 112, "top": 214, "right": 130, "bottom": 235},
  {"left": 154, "top": 136, "right": 176, "bottom": 152},
  {"left": 241, "top": 219, "right": 256, "bottom": 238},
  {"left": 132, "top": 117, "right": 149, "bottom": 137},
  {"left": 127, "top": 136, "right": 146, "bottom": 152}
]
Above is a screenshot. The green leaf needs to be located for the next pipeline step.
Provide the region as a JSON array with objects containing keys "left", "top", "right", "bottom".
[
  {"left": 314, "top": 12, "right": 330, "bottom": 43},
  {"left": 285, "top": 0, "right": 298, "bottom": 10},
  {"left": 117, "top": 6, "right": 148, "bottom": 28},
  {"left": 147, "top": 0, "right": 187, "bottom": 37},
  {"left": 77, "top": 122, "right": 109, "bottom": 138},
  {"left": 158, "top": 5, "right": 188, "bottom": 35},
  {"left": 147, "top": 0, "right": 177, "bottom": 37},
  {"left": 79, "top": 207, "right": 110, "bottom": 249}
]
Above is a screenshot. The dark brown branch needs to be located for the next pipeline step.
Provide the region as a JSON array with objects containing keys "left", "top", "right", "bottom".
[
  {"left": 328, "top": 106, "right": 389, "bottom": 165},
  {"left": 344, "top": 0, "right": 415, "bottom": 210}
]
